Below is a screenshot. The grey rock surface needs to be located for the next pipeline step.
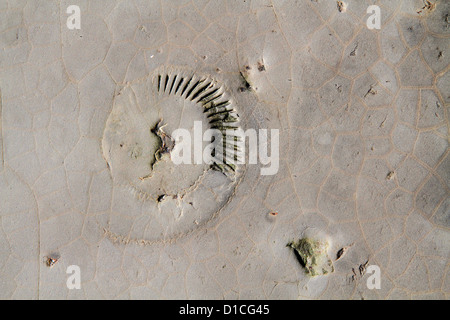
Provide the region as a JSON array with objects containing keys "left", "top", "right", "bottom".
[{"left": 0, "top": 0, "right": 448, "bottom": 299}]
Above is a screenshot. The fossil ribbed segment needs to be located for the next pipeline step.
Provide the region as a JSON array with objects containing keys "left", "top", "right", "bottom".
[{"left": 155, "top": 68, "right": 242, "bottom": 174}]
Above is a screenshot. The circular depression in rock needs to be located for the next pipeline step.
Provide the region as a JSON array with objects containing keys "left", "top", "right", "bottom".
[{"left": 101, "top": 67, "right": 243, "bottom": 243}]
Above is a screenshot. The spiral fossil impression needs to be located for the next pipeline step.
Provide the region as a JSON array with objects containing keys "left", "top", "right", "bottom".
[{"left": 101, "top": 67, "right": 244, "bottom": 242}]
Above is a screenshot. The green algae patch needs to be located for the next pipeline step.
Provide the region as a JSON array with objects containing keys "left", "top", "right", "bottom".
[{"left": 288, "top": 238, "right": 334, "bottom": 277}]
